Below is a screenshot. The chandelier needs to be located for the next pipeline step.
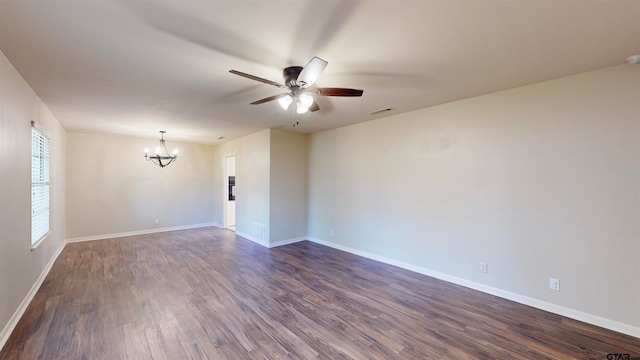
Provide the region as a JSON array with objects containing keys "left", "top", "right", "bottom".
[{"left": 144, "top": 130, "right": 178, "bottom": 168}]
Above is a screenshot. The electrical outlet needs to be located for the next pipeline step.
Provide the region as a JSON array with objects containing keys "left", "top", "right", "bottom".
[
  {"left": 330, "top": 229, "right": 335, "bottom": 236},
  {"left": 154, "top": 218, "right": 159, "bottom": 224},
  {"left": 549, "top": 278, "right": 560, "bottom": 291},
  {"left": 479, "top": 262, "right": 488, "bottom": 273}
]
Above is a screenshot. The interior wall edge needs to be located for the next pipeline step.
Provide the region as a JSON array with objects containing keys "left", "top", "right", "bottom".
[{"left": 306, "top": 236, "right": 640, "bottom": 339}]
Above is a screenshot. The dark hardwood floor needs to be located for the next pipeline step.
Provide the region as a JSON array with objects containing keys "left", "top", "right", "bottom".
[{"left": 1, "top": 227, "right": 639, "bottom": 359}]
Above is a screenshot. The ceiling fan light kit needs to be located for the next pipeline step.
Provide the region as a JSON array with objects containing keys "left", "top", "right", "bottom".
[
  {"left": 229, "top": 56, "right": 363, "bottom": 119},
  {"left": 278, "top": 95, "right": 293, "bottom": 110}
]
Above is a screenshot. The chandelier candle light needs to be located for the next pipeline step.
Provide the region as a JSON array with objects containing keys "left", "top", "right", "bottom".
[{"left": 144, "top": 130, "right": 178, "bottom": 168}]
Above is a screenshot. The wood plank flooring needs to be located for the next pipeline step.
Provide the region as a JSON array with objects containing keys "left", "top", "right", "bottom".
[{"left": 1, "top": 227, "right": 639, "bottom": 359}]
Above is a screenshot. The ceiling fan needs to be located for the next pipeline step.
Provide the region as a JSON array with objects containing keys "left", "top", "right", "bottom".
[{"left": 229, "top": 57, "right": 363, "bottom": 114}]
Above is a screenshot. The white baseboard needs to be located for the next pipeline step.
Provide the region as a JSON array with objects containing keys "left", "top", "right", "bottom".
[
  {"left": 0, "top": 240, "right": 66, "bottom": 351},
  {"left": 269, "top": 236, "right": 306, "bottom": 248},
  {"left": 210, "top": 222, "right": 224, "bottom": 229},
  {"left": 66, "top": 222, "right": 219, "bottom": 243},
  {"left": 235, "top": 231, "right": 269, "bottom": 247},
  {"left": 234, "top": 233, "right": 306, "bottom": 248},
  {"left": 307, "top": 237, "right": 640, "bottom": 339}
]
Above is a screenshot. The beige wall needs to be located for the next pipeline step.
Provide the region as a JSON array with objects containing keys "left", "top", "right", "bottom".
[
  {"left": 269, "top": 130, "right": 309, "bottom": 245},
  {"left": 308, "top": 64, "right": 640, "bottom": 333},
  {"left": 213, "top": 130, "right": 271, "bottom": 245},
  {"left": 0, "top": 51, "right": 66, "bottom": 342},
  {"left": 66, "top": 132, "right": 215, "bottom": 239}
]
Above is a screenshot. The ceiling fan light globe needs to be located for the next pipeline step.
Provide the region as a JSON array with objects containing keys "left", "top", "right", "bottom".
[
  {"left": 278, "top": 95, "right": 292, "bottom": 110},
  {"left": 296, "top": 102, "right": 309, "bottom": 114},
  {"left": 299, "top": 93, "right": 314, "bottom": 108}
]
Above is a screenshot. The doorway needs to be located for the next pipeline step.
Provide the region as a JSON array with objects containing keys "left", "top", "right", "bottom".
[{"left": 224, "top": 154, "right": 236, "bottom": 231}]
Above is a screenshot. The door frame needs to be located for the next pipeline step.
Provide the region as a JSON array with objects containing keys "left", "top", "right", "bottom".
[{"left": 223, "top": 153, "right": 237, "bottom": 229}]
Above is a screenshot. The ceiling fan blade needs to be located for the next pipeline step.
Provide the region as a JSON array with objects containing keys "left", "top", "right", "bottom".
[
  {"left": 229, "top": 70, "right": 285, "bottom": 88},
  {"left": 297, "top": 57, "right": 328, "bottom": 88},
  {"left": 309, "top": 101, "right": 320, "bottom": 112},
  {"left": 316, "top": 87, "right": 364, "bottom": 97},
  {"left": 250, "top": 93, "right": 290, "bottom": 105}
]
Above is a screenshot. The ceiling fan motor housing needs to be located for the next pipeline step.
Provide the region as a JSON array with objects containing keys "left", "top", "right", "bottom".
[{"left": 283, "top": 66, "right": 303, "bottom": 88}]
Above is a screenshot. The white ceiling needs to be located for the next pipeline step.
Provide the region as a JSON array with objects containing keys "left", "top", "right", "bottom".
[{"left": 1, "top": 1, "right": 639, "bottom": 144}]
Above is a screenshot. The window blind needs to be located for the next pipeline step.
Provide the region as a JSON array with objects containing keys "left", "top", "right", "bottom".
[{"left": 31, "top": 125, "right": 50, "bottom": 246}]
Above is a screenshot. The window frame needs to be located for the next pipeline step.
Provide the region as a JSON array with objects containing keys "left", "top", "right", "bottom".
[{"left": 31, "top": 122, "right": 50, "bottom": 249}]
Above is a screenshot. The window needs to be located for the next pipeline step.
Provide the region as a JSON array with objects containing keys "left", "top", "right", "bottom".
[{"left": 31, "top": 124, "right": 50, "bottom": 247}]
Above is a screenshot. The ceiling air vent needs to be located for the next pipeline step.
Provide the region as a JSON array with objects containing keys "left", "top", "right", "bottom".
[{"left": 370, "top": 107, "right": 394, "bottom": 115}]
